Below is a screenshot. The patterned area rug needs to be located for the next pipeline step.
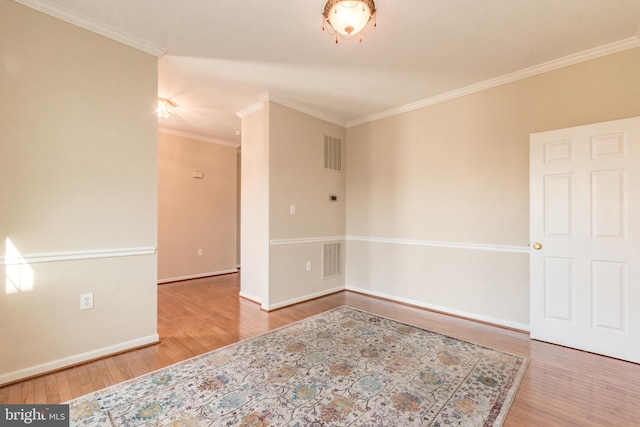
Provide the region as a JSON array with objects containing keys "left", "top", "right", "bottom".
[{"left": 68, "top": 307, "right": 528, "bottom": 426}]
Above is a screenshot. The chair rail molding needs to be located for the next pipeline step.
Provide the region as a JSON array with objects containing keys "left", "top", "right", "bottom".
[{"left": 0, "top": 247, "right": 157, "bottom": 266}]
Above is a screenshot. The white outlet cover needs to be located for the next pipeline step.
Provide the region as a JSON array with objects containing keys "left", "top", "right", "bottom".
[{"left": 80, "top": 292, "right": 94, "bottom": 310}]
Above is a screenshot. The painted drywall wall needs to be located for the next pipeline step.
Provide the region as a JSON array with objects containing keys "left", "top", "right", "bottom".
[
  {"left": 239, "top": 101, "right": 346, "bottom": 309},
  {"left": 268, "top": 103, "right": 346, "bottom": 240},
  {"left": 268, "top": 103, "right": 346, "bottom": 308},
  {"left": 240, "top": 104, "right": 269, "bottom": 305},
  {"left": 0, "top": 2, "right": 158, "bottom": 383},
  {"left": 237, "top": 150, "right": 241, "bottom": 267},
  {"left": 346, "top": 47, "right": 640, "bottom": 328},
  {"left": 158, "top": 132, "right": 238, "bottom": 282}
]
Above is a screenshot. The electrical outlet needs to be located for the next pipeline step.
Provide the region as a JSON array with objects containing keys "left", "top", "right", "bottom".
[
  {"left": 290, "top": 204, "right": 296, "bottom": 215},
  {"left": 80, "top": 292, "right": 94, "bottom": 310},
  {"left": 197, "top": 249, "right": 203, "bottom": 256},
  {"left": 306, "top": 261, "right": 312, "bottom": 271}
]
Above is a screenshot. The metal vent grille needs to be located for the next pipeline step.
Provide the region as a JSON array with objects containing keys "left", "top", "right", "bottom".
[
  {"left": 323, "top": 242, "right": 342, "bottom": 279},
  {"left": 324, "top": 135, "right": 342, "bottom": 171}
]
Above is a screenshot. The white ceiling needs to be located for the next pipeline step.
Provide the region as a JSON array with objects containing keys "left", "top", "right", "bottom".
[{"left": 18, "top": 0, "right": 640, "bottom": 145}]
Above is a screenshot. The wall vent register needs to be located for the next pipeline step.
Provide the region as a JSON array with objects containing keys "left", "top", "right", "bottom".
[
  {"left": 323, "top": 242, "right": 342, "bottom": 279},
  {"left": 324, "top": 135, "right": 342, "bottom": 171}
]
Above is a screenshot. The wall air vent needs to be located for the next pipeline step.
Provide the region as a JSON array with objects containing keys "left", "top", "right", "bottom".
[
  {"left": 323, "top": 242, "right": 342, "bottom": 279},
  {"left": 324, "top": 135, "right": 342, "bottom": 171}
]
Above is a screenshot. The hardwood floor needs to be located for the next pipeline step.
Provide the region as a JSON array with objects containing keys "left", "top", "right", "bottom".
[{"left": 2, "top": 272, "right": 639, "bottom": 426}]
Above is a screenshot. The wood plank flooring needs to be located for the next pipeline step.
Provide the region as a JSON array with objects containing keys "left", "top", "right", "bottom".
[{"left": 2, "top": 273, "right": 640, "bottom": 426}]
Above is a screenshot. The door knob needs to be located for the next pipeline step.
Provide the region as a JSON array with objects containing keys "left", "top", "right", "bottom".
[{"left": 532, "top": 242, "right": 543, "bottom": 250}]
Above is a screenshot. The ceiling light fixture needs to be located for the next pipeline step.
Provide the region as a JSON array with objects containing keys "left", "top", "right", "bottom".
[
  {"left": 322, "top": 0, "right": 376, "bottom": 43},
  {"left": 157, "top": 98, "right": 175, "bottom": 118}
]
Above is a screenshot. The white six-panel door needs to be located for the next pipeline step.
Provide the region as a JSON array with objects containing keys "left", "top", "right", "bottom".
[{"left": 530, "top": 116, "right": 640, "bottom": 363}]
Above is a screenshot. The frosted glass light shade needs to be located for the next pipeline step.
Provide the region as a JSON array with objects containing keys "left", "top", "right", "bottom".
[
  {"left": 324, "top": 0, "right": 375, "bottom": 36},
  {"left": 157, "top": 98, "right": 175, "bottom": 118}
]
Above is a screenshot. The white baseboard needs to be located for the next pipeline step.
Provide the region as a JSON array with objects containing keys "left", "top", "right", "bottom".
[
  {"left": 0, "top": 334, "right": 159, "bottom": 386},
  {"left": 346, "top": 285, "right": 530, "bottom": 332},
  {"left": 239, "top": 291, "right": 262, "bottom": 305},
  {"left": 264, "top": 286, "right": 345, "bottom": 311},
  {"left": 157, "top": 269, "right": 238, "bottom": 284}
]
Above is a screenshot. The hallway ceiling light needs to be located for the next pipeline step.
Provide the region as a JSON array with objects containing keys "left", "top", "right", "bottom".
[
  {"left": 322, "top": 0, "right": 376, "bottom": 43},
  {"left": 157, "top": 98, "right": 175, "bottom": 118}
]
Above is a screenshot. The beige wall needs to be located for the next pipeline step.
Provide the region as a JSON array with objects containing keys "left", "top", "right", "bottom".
[
  {"left": 240, "top": 105, "right": 270, "bottom": 304},
  {"left": 237, "top": 150, "right": 241, "bottom": 266},
  {"left": 268, "top": 103, "right": 346, "bottom": 308},
  {"left": 269, "top": 103, "right": 346, "bottom": 240},
  {"left": 346, "top": 47, "right": 640, "bottom": 328},
  {"left": 158, "top": 133, "right": 238, "bottom": 281},
  {"left": 239, "top": 102, "right": 347, "bottom": 309},
  {"left": 0, "top": 2, "right": 158, "bottom": 383}
]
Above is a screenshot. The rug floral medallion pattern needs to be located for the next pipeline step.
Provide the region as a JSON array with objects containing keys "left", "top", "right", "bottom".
[{"left": 68, "top": 307, "right": 528, "bottom": 426}]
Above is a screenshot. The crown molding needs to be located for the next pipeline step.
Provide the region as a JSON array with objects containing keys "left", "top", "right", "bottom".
[
  {"left": 236, "top": 100, "right": 266, "bottom": 118},
  {"left": 238, "top": 92, "right": 346, "bottom": 127},
  {"left": 260, "top": 93, "right": 347, "bottom": 127},
  {"left": 158, "top": 127, "right": 240, "bottom": 148},
  {"left": 347, "top": 36, "right": 640, "bottom": 128},
  {"left": 14, "top": 0, "right": 166, "bottom": 57}
]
